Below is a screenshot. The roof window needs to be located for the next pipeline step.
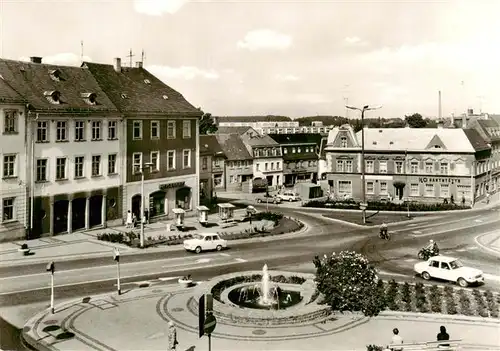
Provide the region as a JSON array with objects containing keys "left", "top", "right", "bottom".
[
  {"left": 81, "top": 92, "right": 97, "bottom": 105},
  {"left": 49, "top": 69, "right": 62, "bottom": 82},
  {"left": 434, "top": 145, "right": 441, "bottom": 149},
  {"left": 144, "top": 79, "right": 151, "bottom": 85},
  {"left": 44, "top": 90, "right": 61, "bottom": 104},
  {"left": 162, "top": 95, "right": 169, "bottom": 100},
  {"left": 389, "top": 141, "right": 394, "bottom": 145},
  {"left": 372, "top": 141, "right": 377, "bottom": 145},
  {"left": 121, "top": 93, "right": 128, "bottom": 99}
]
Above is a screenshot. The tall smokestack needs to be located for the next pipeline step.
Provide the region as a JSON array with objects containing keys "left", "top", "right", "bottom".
[{"left": 438, "top": 90, "right": 442, "bottom": 120}]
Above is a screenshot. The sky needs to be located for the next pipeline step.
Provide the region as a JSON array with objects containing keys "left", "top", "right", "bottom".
[{"left": 1, "top": 0, "right": 499, "bottom": 119}]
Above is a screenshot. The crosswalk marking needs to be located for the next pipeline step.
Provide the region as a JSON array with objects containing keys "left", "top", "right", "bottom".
[
  {"left": 412, "top": 230, "right": 422, "bottom": 234},
  {"left": 219, "top": 253, "right": 231, "bottom": 257},
  {"left": 235, "top": 258, "right": 247, "bottom": 262}
]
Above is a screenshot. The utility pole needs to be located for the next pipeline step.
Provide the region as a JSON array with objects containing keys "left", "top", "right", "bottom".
[
  {"left": 141, "top": 49, "right": 146, "bottom": 64},
  {"left": 80, "top": 40, "right": 84, "bottom": 64},
  {"left": 113, "top": 248, "right": 121, "bottom": 295},
  {"left": 46, "top": 261, "right": 55, "bottom": 314}
]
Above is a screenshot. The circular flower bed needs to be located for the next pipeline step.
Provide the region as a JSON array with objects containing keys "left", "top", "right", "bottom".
[{"left": 190, "top": 270, "right": 331, "bottom": 326}]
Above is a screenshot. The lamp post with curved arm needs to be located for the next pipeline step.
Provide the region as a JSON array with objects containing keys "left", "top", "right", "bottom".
[{"left": 345, "top": 104, "right": 382, "bottom": 224}]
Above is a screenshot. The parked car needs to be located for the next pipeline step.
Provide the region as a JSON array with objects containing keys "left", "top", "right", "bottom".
[
  {"left": 183, "top": 233, "right": 227, "bottom": 254},
  {"left": 256, "top": 194, "right": 282, "bottom": 204},
  {"left": 277, "top": 191, "right": 301, "bottom": 202},
  {"left": 413, "top": 256, "right": 484, "bottom": 287}
]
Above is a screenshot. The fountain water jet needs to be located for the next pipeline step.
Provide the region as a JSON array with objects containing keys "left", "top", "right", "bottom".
[{"left": 259, "top": 264, "right": 275, "bottom": 305}]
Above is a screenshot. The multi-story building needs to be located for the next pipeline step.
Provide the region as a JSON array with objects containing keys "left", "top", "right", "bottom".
[
  {"left": 85, "top": 59, "right": 202, "bottom": 220},
  {"left": 0, "top": 78, "right": 28, "bottom": 241},
  {"left": 268, "top": 133, "right": 323, "bottom": 185},
  {"left": 216, "top": 116, "right": 299, "bottom": 134},
  {"left": 0, "top": 57, "right": 123, "bottom": 237},
  {"left": 199, "top": 135, "right": 226, "bottom": 203},
  {"left": 466, "top": 117, "right": 500, "bottom": 196},
  {"left": 216, "top": 133, "right": 253, "bottom": 192},
  {"left": 324, "top": 125, "right": 491, "bottom": 205},
  {"left": 261, "top": 124, "right": 334, "bottom": 135}
]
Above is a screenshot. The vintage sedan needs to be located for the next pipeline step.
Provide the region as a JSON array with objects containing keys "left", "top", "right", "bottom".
[
  {"left": 256, "top": 194, "right": 282, "bottom": 204},
  {"left": 183, "top": 233, "right": 227, "bottom": 254},
  {"left": 414, "top": 256, "right": 484, "bottom": 287}
]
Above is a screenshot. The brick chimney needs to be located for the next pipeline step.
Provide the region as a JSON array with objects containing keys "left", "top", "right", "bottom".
[
  {"left": 113, "top": 58, "right": 122, "bottom": 73},
  {"left": 135, "top": 61, "right": 143, "bottom": 68},
  {"left": 30, "top": 56, "right": 42, "bottom": 64}
]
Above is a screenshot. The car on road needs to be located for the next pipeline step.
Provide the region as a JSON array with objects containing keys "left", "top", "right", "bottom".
[
  {"left": 183, "top": 233, "right": 227, "bottom": 254},
  {"left": 413, "top": 255, "right": 484, "bottom": 287},
  {"left": 256, "top": 194, "right": 282, "bottom": 204},
  {"left": 277, "top": 191, "right": 301, "bottom": 202}
]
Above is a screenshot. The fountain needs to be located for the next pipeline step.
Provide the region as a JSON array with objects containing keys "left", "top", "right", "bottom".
[{"left": 260, "top": 264, "right": 273, "bottom": 305}]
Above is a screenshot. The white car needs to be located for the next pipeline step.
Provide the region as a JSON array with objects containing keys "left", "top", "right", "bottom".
[
  {"left": 277, "top": 191, "right": 301, "bottom": 202},
  {"left": 413, "top": 256, "right": 484, "bottom": 287},
  {"left": 183, "top": 233, "right": 227, "bottom": 254}
]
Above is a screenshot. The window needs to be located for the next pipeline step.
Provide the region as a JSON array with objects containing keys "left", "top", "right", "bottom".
[
  {"left": 56, "top": 121, "right": 68, "bottom": 141},
  {"left": 150, "top": 121, "right": 159, "bottom": 139},
  {"left": 56, "top": 157, "right": 67, "bottom": 180},
  {"left": 36, "top": 121, "right": 48, "bottom": 142},
  {"left": 91, "top": 155, "right": 101, "bottom": 176},
  {"left": 214, "top": 174, "right": 222, "bottom": 187},
  {"left": 182, "top": 149, "right": 191, "bottom": 168},
  {"left": 75, "top": 121, "right": 85, "bottom": 141},
  {"left": 4, "top": 110, "right": 18, "bottom": 133},
  {"left": 340, "top": 136, "right": 347, "bottom": 148},
  {"left": 345, "top": 160, "right": 353, "bottom": 173},
  {"left": 132, "top": 153, "right": 142, "bottom": 173},
  {"left": 367, "top": 181, "right": 374, "bottom": 194},
  {"left": 336, "top": 160, "right": 344, "bottom": 172},
  {"left": 167, "top": 150, "right": 176, "bottom": 170},
  {"left": 292, "top": 147, "right": 296, "bottom": 153},
  {"left": 271, "top": 162, "right": 274, "bottom": 170},
  {"left": 338, "top": 180, "right": 352, "bottom": 195},
  {"left": 365, "top": 160, "right": 374, "bottom": 173},
  {"left": 214, "top": 158, "right": 220, "bottom": 167},
  {"left": 229, "top": 175, "right": 234, "bottom": 183},
  {"left": 283, "top": 148, "right": 288, "bottom": 154},
  {"left": 379, "top": 160, "right": 387, "bottom": 174},
  {"left": 133, "top": 121, "right": 142, "bottom": 140},
  {"left": 108, "top": 154, "right": 117, "bottom": 174},
  {"left": 202, "top": 157, "right": 208, "bottom": 170},
  {"left": 425, "top": 162, "right": 433, "bottom": 173},
  {"left": 297, "top": 147, "right": 301, "bottom": 153},
  {"left": 440, "top": 162, "right": 449, "bottom": 175},
  {"left": 256, "top": 163, "right": 260, "bottom": 171},
  {"left": 91, "top": 121, "right": 101, "bottom": 140},
  {"left": 276, "top": 161, "right": 280, "bottom": 169},
  {"left": 2, "top": 198, "right": 14, "bottom": 221},
  {"left": 36, "top": 159, "right": 47, "bottom": 182},
  {"left": 265, "top": 162, "right": 268, "bottom": 171},
  {"left": 183, "top": 120, "right": 191, "bottom": 138},
  {"left": 410, "top": 161, "right": 419, "bottom": 174},
  {"left": 167, "top": 121, "right": 176, "bottom": 139},
  {"left": 74, "top": 156, "right": 84, "bottom": 178},
  {"left": 395, "top": 161, "right": 403, "bottom": 174},
  {"left": 151, "top": 151, "right": 159, "bottom": 171},
  {"left": 440, "top": 184, "right": 449, "bottom": 197},
  {"left": 410, "top": 183, "right": 419, "bottom": 196},
  {"left": 425, "top": 183, "right": 434, "bottom": 197},
  {"left": 3, "top": 155, "right": 16, "bottom": 178},
  {"left": 108, "top": 121, "right": 117, "bottom": 140},
  {"left": 380, "top": 181, "right": 388, "bottom": 194}
]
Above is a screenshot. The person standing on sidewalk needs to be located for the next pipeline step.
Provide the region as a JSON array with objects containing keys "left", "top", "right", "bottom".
[
  {"left": 390, "top": 328, "right": 404, "bottom": 351},
  {"left": 437, "top": 325, "right": 450, "bottom": 348},
  {"left": 168, "top": 321, "right": 178, "bottom": 351}
]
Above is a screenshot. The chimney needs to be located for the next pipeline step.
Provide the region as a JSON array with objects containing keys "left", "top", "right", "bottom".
[
  {"left": 462, "top": 114, "right": 467, "bottom": 129},
  {"left": 30, "top": 56, "right": 42, "bottom": 64},
  {"left": 451, "top": 113, "right": 455, "bottom": 128},
  {"left": 113, "top": 58, "right": 122, "bottom": 73},
  {"left": 467, "top": 108, "right": 474, "bottom": 116},
  {"left": 437, "top": 121, "right": 443, "bottom": 129},
  {"left": 438, "top": 90, "right": 442, "bottom": 120},
  {"left": 135, "top": 61, "right": 143, "bottom": 68}
]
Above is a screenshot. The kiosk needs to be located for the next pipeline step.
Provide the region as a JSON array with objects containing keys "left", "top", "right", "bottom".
[
  {"left": 217, "top": 203, "right": 235, "bottom": 223},
  {"left": 172, "top": 208, "right": 186, "bottom": 231},
  {"left": 196, "top": 205, "right": 210, "bottom": 226}
]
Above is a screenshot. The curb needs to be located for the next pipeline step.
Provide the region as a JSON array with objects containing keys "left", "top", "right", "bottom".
[
  {"left": 474, "top": 231, "right": 500, "bottom": 258},
  {"left": 378, "top": 310, "right": 500, "bottom": 326}
]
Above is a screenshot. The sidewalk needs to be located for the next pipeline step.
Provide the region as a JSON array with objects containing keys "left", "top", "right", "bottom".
[
  {"left": 22, "top": 284, "right": 500, "bottom": 351},
  {"left": 476, "top": 230, "right": 500, "bottom": 257}
]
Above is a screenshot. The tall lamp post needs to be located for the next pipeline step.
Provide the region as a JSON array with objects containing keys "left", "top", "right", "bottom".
[
  {"left": 345, "top": 104, "right": 382, "bottom": 224},
  {"left": 138, "top": 162, "right": 153, "bottom": 248}
]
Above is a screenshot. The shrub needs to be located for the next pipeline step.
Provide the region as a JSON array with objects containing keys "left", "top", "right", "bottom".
[
  {"left": 386, "top": 280, "right": 399, "bottom": 311},
  {"left": 254, "top": 211, "right": 283, "bottom": 225},
  {"left": 97, "top": 232, "right": 127, "bottom": 244},
  {"left": 428, "top": 285, "right": 443, "bottom": 313},
  {"left": 414, "top": 282, "right": 429, "bottom": 313},
  {"left": 458, "top": 289, "right": 473, "bottom": 316},
  {"left": 443, "top": 286, "right": 458, "bottom": 315},
  {"left": 20, "top": 243, "right": 28, "bottom": 250},
  {"left": 313, "top": 251, "right": 382, "bottom": 316},
  {"left": 366, "top": 345, "right": 384, "bottom": 351},
  {"left": 484, "top": 290, "right": 499, "bottom": 317},
  {"left": 304, "top": 200, "right": 469, "bottom": 211}
]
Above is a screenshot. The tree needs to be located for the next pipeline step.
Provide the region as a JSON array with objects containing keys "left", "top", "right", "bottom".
[
  {"left": 199, "top": 112, "right": 218, "bottom": 135},
  {"left": 404, "top": 113, "right": 427, "bottom": 128},
  {"left": 313, "top": 251, "right": 384, "bottom": 316}
]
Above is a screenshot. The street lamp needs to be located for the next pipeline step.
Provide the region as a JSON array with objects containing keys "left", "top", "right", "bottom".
[
  {"left": 345, "top": 104, "right": 383, "bottom": 224},
  {"left": 137, "top": 162, "right": 154, "bottom": 248}
]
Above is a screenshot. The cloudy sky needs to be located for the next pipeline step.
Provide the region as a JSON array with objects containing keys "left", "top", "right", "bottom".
[{"left": 1, "top": 0, "right": 499, "bottom": 118}]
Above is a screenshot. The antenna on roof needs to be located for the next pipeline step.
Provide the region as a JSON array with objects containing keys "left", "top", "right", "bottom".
[
  {"left": 141, "top": 49, "right": 146, "bottom": 65},
  {"left": 80, "top": 40, "right": 84, "bottom": 64},
  {"left": 126, "top": 49, "right": 135, "bottom": 67}
]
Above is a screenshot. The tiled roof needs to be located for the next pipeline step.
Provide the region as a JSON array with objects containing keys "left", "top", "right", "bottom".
[
  {"left": 216, "top": 115, "right": 292, "bottom": 123},
  {"left": 84, "top": 62, "right": 201, "bottom": 115},
  {"left": 0, "top": 78, "right": 24, "bottom": 103},
  {"left": 215, "top": 134, "right": 252, "bottom": 160},
  {"left": 0, "top": 59, "right": 118, "bottom": 112},
  {"left": 476, "top": 119, "right": 500, "bottom": 141},
  {"left": 216, "top": 126, "right": 252, "bottom": 135},
  {"left": 463, "top": 129, "right": 491, "bottom": 151},
  {"left": 240, "top": 132, "right": 279, "bottom": 147},
  {"left": 268, "top": 133, "right": 323, "bottom": 145},
  {"left": 200, "top": 135, "right": 225, "bottom": 157},
  {"left": 355, "top": 128, "right": 477, "bottom": 153}
]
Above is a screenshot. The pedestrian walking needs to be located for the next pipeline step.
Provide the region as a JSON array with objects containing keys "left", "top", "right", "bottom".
[
  {"left": 390, "top": 328, "right": 403, "bottom": 351},
  {"left": 437, "top": 325, "right": 450, "bottom": 348},
  {"left": 486, "top": 192, "right": 490, "bottom": 204},
  {"left": 168, "top": 321, "right": 178, "bottom": 351},
  {"left": 126, "top": 210, "right": 133, "bottom": 228}
]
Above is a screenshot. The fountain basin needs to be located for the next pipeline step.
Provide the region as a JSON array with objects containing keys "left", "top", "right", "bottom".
[{"left": 226, "top": 283, "right": 303, "bottom": 310}]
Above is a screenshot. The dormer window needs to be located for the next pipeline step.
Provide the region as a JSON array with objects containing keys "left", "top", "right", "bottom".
[
  {"left": 389, "top": 141, "right": 394, "bottom": 145},
  {"left": 434, "top": 145, "right": 441, "bottom": 149},
  {"left": 44, "top": 90, "right": 61, "bottom": 104},
  {"left": 162, "top": 95, "right": 169, "bottom": 100},
  {"left": 144, "top": 79, "right": 151, "bottom": 85},
  {"left": 340, "top": 136, "right": 347, "bottom": 148},
  {"left": 121, "top": 93, "right": 128, "bottom": 99},
  {"left": 81, "top": 92, "right": 97, "bottom": 105},
  {"left": 372, "top": 141, "right": 377, "bottom": 145},
  {"left": 49, "top": 69, "right": 61, "bottom": 81}
]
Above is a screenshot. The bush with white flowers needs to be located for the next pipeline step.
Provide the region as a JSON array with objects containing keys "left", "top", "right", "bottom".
[{"left": 313, "top": 250, "right": 384, "bottom": 317}]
